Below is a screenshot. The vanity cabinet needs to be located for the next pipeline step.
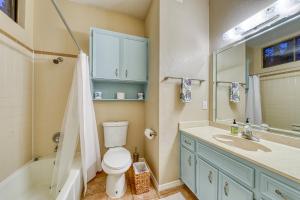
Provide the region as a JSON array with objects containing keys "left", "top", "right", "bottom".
[
  {"left": 90, "top": 28, "right": 148, "bottom": 101},
  {"left": 180, "top": 146, "right": 196, "bottom": 193},
  {"left": 196, "top": 158, "right": 218, "bottom": 200},
  {"left": 219, "top": 172, "right": 253, "bottom": 200},
  {"left": 180, "top": 131, "right": 300, "bottom": 200}
]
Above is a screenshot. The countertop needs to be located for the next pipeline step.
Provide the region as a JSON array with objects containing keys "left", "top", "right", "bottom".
[{"left": 180, "top": 126, "right": 300, "bottom": 184}]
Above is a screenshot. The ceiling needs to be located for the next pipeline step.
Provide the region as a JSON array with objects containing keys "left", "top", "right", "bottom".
[{"left": 69, "top": 0, "right": 152, "bottom": 19}]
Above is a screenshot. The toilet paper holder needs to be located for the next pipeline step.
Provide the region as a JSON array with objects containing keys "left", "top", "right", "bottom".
[
  {"left": 145, "top": 128, "right": 158, "bottom": 137},
  {"left": 150, "top": 130, "right": 157, "bottom": 137}
]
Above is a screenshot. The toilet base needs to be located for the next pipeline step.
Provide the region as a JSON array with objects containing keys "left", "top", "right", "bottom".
[{"left": 106, "top": 173, "right": 127, "bottom": 198}]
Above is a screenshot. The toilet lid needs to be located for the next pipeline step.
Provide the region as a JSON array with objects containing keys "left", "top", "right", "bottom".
[{"left": 103, "top": 147, "right": 131, "bottom": 170}]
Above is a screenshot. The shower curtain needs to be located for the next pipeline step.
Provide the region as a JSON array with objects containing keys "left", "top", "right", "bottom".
[
  {"left": 51, "top": 51, "right": 101, "bottom": 197},
  {"left": 246, "top": 75, "right": 262, "bottom": 125}
]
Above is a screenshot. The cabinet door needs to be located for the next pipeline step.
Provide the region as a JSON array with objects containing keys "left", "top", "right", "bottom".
[
  {"left": 197, "top": 158, "right": 218, "bottom": 200},
  {"left": 92, "top": 32, "right": 120, "bottom": 79},
  {"left": 181, "top": 147, "right": 196, "bottom": 193},
  {"left": 122, "top": 38, "right": 147, "bottom": 81},
  {"left": 219, "top": 172, "right": 253, "bottom": 200}
]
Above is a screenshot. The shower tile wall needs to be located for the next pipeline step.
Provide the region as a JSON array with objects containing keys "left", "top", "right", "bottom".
[
  {"left": 0, "top": 39, "right": 33, "bottom": 181},
  {"left": 261, "top": 72, "right": 300, "bottom": 130}
]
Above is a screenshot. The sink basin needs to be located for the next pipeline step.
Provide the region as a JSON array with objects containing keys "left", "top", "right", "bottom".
[{"left": 213, "top": 134, "right": 271, "bottom": 152}]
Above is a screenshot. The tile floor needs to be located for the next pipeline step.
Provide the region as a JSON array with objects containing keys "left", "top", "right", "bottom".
[{"left": 82, "top": 168, "right": 197, "bottom": 200}]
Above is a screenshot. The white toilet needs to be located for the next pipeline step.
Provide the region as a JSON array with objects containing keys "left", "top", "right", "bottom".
[{"left": 102, "top": 121, "right": 132, "bottom": 199}]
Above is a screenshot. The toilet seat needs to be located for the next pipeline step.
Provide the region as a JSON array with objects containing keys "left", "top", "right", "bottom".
[{"left": 103, "top": 147, "right": 131, "bottom": 170}]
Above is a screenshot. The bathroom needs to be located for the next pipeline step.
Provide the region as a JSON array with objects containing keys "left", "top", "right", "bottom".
[{"left": 0, "top": 0, "right": 299, "bottom": 200}]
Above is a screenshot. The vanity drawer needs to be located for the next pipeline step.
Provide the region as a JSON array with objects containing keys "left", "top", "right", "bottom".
[
  {"left": 197, "top": 142, "right": 255, "bottom": 188},
  {"left": 260, "top": 173, "right": 300, "bottom": 200},
  {"left": 219, "top": 172, "right": 253, "bottom": 200},
  {"left": 181, "top": 134, "right": 195, "bottom": 152}
]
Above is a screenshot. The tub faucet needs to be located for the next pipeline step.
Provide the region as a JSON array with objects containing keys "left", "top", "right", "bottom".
[{"left": 52, "top": 132, "right": 61, "bottom": 152}]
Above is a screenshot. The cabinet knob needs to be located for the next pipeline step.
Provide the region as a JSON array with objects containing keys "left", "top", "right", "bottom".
[
  {"left": 188, "top": 155, "right": 192, "bottom": 166},
  {"left": 184, "top": 140, "right": 191, "bottom": 145},
  {"left": 208, "top": 171, "right": 213, "bottom": 184},
  {"left": 275, "top": 189, "right": 288, "bottom": 200},
  {"left": 224, "top": 182, "right": 229, "bottom": 197}
]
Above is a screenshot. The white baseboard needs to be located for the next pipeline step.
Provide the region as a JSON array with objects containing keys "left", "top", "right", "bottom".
[
  {"left": 138, "top": 158, "right": 183, "bottom": 192},
  {"left": 157, "top": 179, "right": 183, "bottom": 192}
]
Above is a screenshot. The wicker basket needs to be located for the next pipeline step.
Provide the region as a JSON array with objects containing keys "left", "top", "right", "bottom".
[{"left": 133, "top": 162, "right": 150, "bottom": 194}]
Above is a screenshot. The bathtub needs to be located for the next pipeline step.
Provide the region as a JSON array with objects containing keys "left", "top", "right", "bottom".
[{"left": 0, "top": 155, "right": 82, "bottom": 200}]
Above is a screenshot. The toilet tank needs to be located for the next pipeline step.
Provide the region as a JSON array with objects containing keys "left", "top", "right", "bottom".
[{"left": 103, "top": 121, "right": 128, "bottom": 148}]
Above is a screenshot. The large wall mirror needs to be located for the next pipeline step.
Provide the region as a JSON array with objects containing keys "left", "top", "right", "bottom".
[{"left": 213, "top": 15, "right": 300, "bottom": 137}]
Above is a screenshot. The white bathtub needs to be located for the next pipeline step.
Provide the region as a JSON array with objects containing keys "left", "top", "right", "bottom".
[{"left": 0, "top": 155, "right": 82, "bottom": 200}]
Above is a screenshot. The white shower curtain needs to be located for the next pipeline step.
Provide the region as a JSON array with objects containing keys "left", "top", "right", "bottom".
[
  {"left": 51, "top": 51, "right": 101, "bottom": 197},
  {"left": 246, "top": 75, "right": 262, "bottom": 125}
]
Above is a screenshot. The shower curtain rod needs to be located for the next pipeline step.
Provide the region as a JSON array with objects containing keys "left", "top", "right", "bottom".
[{"left": 51, "top": 0, "right": 82, "bottom": 52}]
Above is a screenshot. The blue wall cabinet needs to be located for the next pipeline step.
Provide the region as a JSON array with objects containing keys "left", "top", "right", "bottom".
[
  {"left": 92, "top": 32, "right": 120, "bottom": 79},
  {"left": 90, "top": 28, "right": 148, "bottom": 101},
  {"left": 180, "top": 146, "right": 196, "bottom": 193},
  {"left": 196, "top": 158, "right": 218, "bottom": 200},
  {"left": 122, "top": 38, "right": 147, "bottom": 82}
]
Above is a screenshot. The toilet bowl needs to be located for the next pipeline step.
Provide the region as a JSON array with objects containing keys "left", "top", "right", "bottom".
[{"left": 102, "top": 147, "right": 132, "bottom": 198}]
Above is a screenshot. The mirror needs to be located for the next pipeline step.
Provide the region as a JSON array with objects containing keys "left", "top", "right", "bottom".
[{"left": 213, "top": 16, "right": 300, "bottom": 136}]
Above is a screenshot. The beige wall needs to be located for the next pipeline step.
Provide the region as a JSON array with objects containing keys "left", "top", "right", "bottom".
[
  {"left": 33, "top": 0, "right": 146, "bottom": 157},
  {"left": 34, "top": 0, "right": 145, "bottom": 54},
  {"left": 144, "top": 0, "right": 160, "bottom": 181},
  {"left": 159, "top": 0, "right": 209, "bottom": 184},
  {"left": 0, "top": 0, "right": 34, "bottom": 182}
]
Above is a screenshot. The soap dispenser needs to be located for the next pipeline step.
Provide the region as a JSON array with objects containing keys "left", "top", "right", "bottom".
[{"left": 231, "top": 119, "right": 239, "bottom": 135}]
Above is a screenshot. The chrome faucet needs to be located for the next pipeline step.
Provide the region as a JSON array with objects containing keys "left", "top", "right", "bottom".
[{"left": 241, "top": 121, "right": 260, "bottom": 142}]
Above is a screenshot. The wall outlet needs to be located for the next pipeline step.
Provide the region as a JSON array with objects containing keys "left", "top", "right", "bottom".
[{"left": 202, "top": 100, "right": 208, "bottom": 110}]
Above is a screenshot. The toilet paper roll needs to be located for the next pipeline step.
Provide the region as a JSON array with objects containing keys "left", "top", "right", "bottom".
[{"left": 144, "top": 128, "right": 154, "bottom": 140}]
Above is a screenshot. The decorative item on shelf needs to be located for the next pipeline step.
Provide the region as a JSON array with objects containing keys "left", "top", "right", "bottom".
[
  {"left": 137, "top": 92, "right": 144, "bottom": 100},
  {"left": 94, "top": 91, "right": 102, "bottom": 100},
  {"left": 116, "top": 92, "right": 125, "bottom": 100}
]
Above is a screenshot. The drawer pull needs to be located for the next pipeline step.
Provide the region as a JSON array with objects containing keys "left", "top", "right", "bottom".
[
  {"left": 224, "top": 182, "right": 229, "bottom": 197},
  {"left": 184, "top": 139, "right": 192, "bottom": 145},
  {"left": 188, "top": 155, "right": 192, "bottom": 166},
  {"left": 115, "top": 68, "right": 119, "bottom": 77},
  {"left": 125, "top": 69, "right": 128, "bottom": 78},
  {"left": 208, "top": 171, "right": 213, "bottom": 184},
  {"left": 275, "top": 189, "right": 288, "bottom": 200}
]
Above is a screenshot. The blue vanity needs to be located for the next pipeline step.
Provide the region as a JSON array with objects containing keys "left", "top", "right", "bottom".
[
  {"left": 180, "top": 126, "right": 300, "bottom": 200},
  {"left": 90, "top": 28, "right": 148, "bottom": 101}
]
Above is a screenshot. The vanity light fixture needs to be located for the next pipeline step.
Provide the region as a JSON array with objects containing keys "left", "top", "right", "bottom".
[{"left": 223, "top": 0, "right": 300, "bottom": 41}]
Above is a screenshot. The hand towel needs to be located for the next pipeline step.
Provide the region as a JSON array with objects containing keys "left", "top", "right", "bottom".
[
  {"left": 180, "top": 78, "right": 192, "bottom": 103},
  {"left": 230, "top": 82, "right": 240, "bottom": 103}
]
